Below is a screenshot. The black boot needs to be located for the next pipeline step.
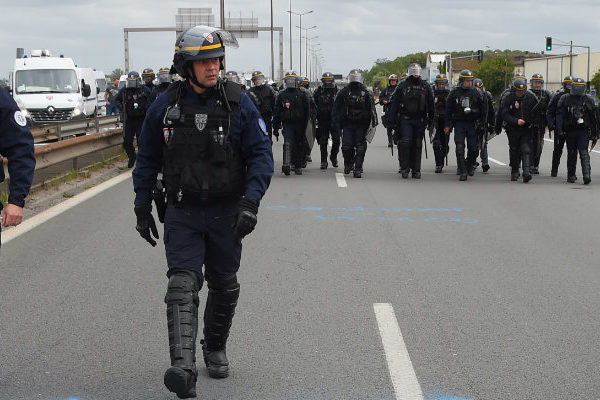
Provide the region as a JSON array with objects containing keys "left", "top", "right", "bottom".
[
  {"left": 330, "top": 138, "right": 340, "bottom": 167},
  {"left": 164, "top": 270, "right": 200, "bottom": 399},
  {"left": 551, "top": 139, "right": 564, "bottom": 177},
  {"left": 282, "top": 143, "right": 291, "bottom": 176},
  {"left": 522, "top": 153, "right": 532, "bottom": 183},
  {"left": 320, "top": 143, "right": 328, "bottom": 169},
  {"left": 202, "top": 275, "right": 240, "bottom": 379},
  {"left": 509, "top": 146, "right": 520, "bottom": 181},
  {"left": 580, "top": 148, "right": 591, "bottom": 184},
  {"left": 399, "top": 139, "right": 411, "bottom": 178},
  {"left": 123, "top": 144, "right": 136, "bottom": 168},
  {"left": 466, "top": 150, "right": 478, "bottom": 176},
  {"left": 353, "top": 143, "right": 366, "bottom": 178},
  {"left": 456, "top": 144, "right": 467, "bottom": 181},
  {"left": 567, "top": 148, "right": 578, "bottom": 183},
  {"left": 411, "top": 138, "right": 422, "bottom": 179},
  {"left": 342, "top": 147, "right": 354, "bottom": 174}
]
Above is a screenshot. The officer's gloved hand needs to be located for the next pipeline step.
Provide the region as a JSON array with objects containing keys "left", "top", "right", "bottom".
[
  {"left": 233, "top": 197, "right": 259, "bottom": 239},
  {"left": 134, "top": 205, "right": 159, "bottom": 247}
]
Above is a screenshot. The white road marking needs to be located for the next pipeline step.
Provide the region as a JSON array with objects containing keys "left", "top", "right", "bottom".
[
  {"left": 1, "top": 171, "right": 132, "bottom": 245},
  {"left": 373, "top": 303, "right": 425, "bottom": 400},
  {"left": 488, "top": 157, "right": 507, "bottom": 166},
  {"left": 335, "top": 173, "right": 347, "bottom": 188}
]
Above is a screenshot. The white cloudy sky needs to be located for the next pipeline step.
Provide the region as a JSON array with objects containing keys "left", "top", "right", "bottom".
[{"left": 1, "top": 0, "right": 599, "bottom": 80}]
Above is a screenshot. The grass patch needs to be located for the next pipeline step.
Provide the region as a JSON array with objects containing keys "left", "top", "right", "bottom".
[{"left": 62, "top": 192, "right": 75, "bottom": 198}]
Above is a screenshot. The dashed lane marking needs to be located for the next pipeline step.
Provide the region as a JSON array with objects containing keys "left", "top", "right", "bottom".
[
  {"left": 1, "top": 171, "right": 132, "bottom": 245},
  {"left": 335, "top": 173, "right": 347, "bottom": 188},
  {"left": 374, "top": 303, "right": 425, "bottom": 400}
]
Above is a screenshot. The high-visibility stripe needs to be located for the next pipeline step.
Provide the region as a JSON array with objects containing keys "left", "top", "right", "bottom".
[{"left": 175, "top": 43, "right": 222, "bottom": 51}]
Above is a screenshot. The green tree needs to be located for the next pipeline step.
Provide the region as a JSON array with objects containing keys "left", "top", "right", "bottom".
[
  {"left": 590, "top": 69, "right": 600, "bottom": 100},
  {"left": 108, "top": 68, "right": 124, "bottom": 81},
  {"left": 473, "top": 56, "right": 514, "bottom": 98}
]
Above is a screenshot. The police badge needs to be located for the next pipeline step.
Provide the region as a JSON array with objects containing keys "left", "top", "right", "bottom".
[{"left": 195, "top": 114, "right": 208, "bottom": 132}]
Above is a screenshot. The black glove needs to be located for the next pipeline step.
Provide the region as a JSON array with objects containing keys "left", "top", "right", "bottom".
[
  {"left": 233, "top": 197, "right": 259, "bottom": 239},
  {"left": 134, "top": 205, "right": 159, "bottom": 247}
]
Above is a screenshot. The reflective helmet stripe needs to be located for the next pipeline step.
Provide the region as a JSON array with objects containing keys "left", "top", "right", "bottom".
[{"left": 175, "top": 43, "right": 223, "bottom": 51}]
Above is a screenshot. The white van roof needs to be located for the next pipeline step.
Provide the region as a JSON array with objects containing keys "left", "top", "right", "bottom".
[{"left": 14, "top": 56, "right": 76, "bottom": 71}]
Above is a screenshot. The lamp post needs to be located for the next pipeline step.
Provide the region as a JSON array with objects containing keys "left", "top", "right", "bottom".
[
  {"left": 306, "top": 34, "right": 318, "bottom": 81},
  {"left": 287, "top": 10, "right": 312, "bottom": 74}
]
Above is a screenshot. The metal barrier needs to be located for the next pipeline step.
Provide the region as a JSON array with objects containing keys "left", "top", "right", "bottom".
[{"left": 30, "top": 115, "right": 121, "bottom": 143}]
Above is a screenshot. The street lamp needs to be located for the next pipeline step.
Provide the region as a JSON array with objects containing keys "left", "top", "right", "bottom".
[
  {"left": 306, "top": 34, "right": 318, "bottom": 80},
  {"left": 296, "top": 23, "right": 316, "bottom": 76},
  {"left": 287, "top": 9, "right": 313, "bottom": 74}
]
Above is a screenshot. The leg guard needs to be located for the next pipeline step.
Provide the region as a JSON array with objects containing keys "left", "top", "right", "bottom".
[
  {"left": 398, "top": 138, "right": 411, "bottom": 178},
  {"left": 320, "top": 143, "right": 328, "bottom": 169},
  {"left": 551, "top": 137, "right": 565, "bottom": 176},
  {"left": 580, "top": 148, "right": 591, "bottom": 184},
  {"left": 411, "top": 138, "right": 423, "bottom": 178},
  {"left": 432, "top": 138, "right": 445, "bottom": 168},
  {"left": 164, "top": 270, "right": 200, "bottom": 399},
  {"left": 202, "top": 274, "right": 240, "bottom": 379},
  {"left": 330, "top": 137, "right": 340, "bottom": 167},
  {"left": 466, "top": 150, "right": 479, "bottom": 176},
  {"left": 567, "top": 148, "right": 578, "bottom": 182},
  {"left": 456, "top": 143, "right": 467, "bottom": 181},
  {"left": 521, "top": 142, "right": 532, "bottom": 183},
  {"left": 353, "top": 143, "right": 366, "bottom": 177},
  {"left": 282, "top": 142, "right": 291, "bottom": 175},
  {"left": 342, "top": 146, "right": 354, "bottom": 174}
]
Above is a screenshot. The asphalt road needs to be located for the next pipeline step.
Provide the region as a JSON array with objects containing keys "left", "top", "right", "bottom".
[{"left": 1, "top": 112, "right": 599, "bottom": 400}]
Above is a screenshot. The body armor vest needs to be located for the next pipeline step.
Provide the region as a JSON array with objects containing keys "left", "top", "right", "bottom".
[
  {"left": 434, "top": 89, "right": 449, "bottom": 117},
  {"left": 279, "top": 90, "right": 306, "bottom": 123},
  {"left": 564, "top": 96, "right": 592, "bottom": 131},
  {"left": 124, "top": 88, "right": 147, "bottom": 117},
  {"left": 452, "top": 89, "right": 479, "bottom": 121},
  {"left": 401, "top": 82, "right": 427, "bottom": 116},
  {"left": 316, "top": 87, "right": 337, "bottom": 120},
  {"left": 250, "top": 85, "right": 274, "bottom": 117},
  {"left": 345, "top": 86, "right": 370, "bottom": 122},
  {"left": 162, "top": 82, "right": 245, "bottom": 202}
]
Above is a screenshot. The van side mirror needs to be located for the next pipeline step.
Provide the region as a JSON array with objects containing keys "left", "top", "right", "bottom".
[{"left": 82, "top": 84, "right": 91, "bottom": 97}]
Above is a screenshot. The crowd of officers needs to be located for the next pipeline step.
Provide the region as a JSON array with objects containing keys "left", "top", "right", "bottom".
[{"left": 249, "top": 64, "right": 599, "bottom": 184}]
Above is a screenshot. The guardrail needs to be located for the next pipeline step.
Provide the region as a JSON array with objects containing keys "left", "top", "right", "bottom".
[{"left": 30, "top": 115, "right": 121, "bottom": 143}]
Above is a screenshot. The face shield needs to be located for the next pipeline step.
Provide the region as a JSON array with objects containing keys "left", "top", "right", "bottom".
[
  {"left": 435, "top": 81, "right": 447, "bottom": 90},
  {"left": 126, "top": 78, "right": 140, "bottom": 89},
  {"left": 253, "top": 77, "right": 264, "bottom": 86},
  {"left": 460, "top": 79, "right": 473, "bottom": 88},
  {"left": 571, "top": 83, "right": 586, "bottom": 96},
  {"left": 408, "top": 65, "right": 421, "bottom": 78},
  {"left": 348, "top": 72, "right": 364, "bottom": 84},
  {"left": 531, "top": 80, "right": 543, "bottom": 90},
  {"left": 284, "top": 76, "right": 297, "bottom": 89},
  {"left": 158, "top": 71, "right": 172, "bottom": 84}
]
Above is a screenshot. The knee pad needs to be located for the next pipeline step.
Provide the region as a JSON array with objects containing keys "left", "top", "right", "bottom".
[
  {"left": 206, "top": 273, "right": 239, "bottom": 292},
  {"left": 520, "top": 142, "right": 531, "bottom": 155},
  {"left": 399, "top": 138, "right": 411, "bottom": 146},
  {"left": 165, "top": 269, "right": 201, "bottom": 307}
]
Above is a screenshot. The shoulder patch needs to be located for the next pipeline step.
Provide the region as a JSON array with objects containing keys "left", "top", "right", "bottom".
[
  {"left": 14, "top": 110, "right": 27, "bottom": 127},
  {"left": 258, "top": 118, "right": 268, "bottom": 135}
]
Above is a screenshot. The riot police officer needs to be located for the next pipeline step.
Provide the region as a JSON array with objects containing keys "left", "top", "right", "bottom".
[
  {"left": 248, "top": 71, "right": 276, "bottom": 143},
  {"left": 0, "top": 86, "right": 36, "bottom": 251},
  {"left": 142, "top": 68, "right": 156, "bottom": 91},
  {"left": 444, "top": 69, "right": 485, "bottom": 181},
  {"left": 115, "top": 71, "right": 153, "bottom": 168},
  {"left": 499, "top": 78, "right": 540, "bottom": 182},
  {"left": 556, "top": 77, "right": 598, "bottom": 184},
  {"left": 332, "top": 69, "right": 377, "bottom": 178},
  {"left": 299, "top": 76, "right": 310, "bottom": 90},
  {"left": 273, "top": 71, "right": 315, "bottom": 175},
  {"left": 313, "top": 72, "right": 339, "bottom": 169},
  {"left": 378, "top": 74, "right": 399, "bottom": 148},
  {"left": 154, "top": 66, "right": 173, "bottom": 98},
  {"left": 432, "top": 74, "right": 450, "bottom": 173},
  {"left": 547, "top": 76, "right": 574, "bottom": 176},
  {"left": 529, "top": 74, "right": 552, "bottom": 175},
  {"left": 474, "top": 78, "right": 495, "bottom": 173},
  {"left": 132, "top": 26, "right": 273, "bottom": 398},
  {"left": 387, "top": 63, "right": 434, "bottom": 179}
]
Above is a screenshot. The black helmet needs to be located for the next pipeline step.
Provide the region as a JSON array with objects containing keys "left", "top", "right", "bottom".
[
  {"left": 563, "top": 75, "right": 574, "bottom": 90},
  {"left": 408, "top": 63, "right": 422, "bottom": 77},
  {"left": 142, "top": 68, "right": 155, "bottom": 81},
  {"left": 388, "top": 74, "right": 399, "bottom": 85},
  {"left": 284, "top": 71, "right": 298, "bottom": 89},
  {"left": 571, "top": 77, "right": 586, "bottom": 96},
  {"left": 225, "top": 70, "right": 240, "bottom": 84},
  {"left": 251, "top": 71, "right": 265, "bottom": 85},
  {"left": 458, "top": 69, "right": 474, "bottom": 86},
  {"left": 157, "top": 67, "right": 172, "bottom": 84},
  {"left": 473, "top": 78, "right": 484, "bottom": 89},
  {"left": 512, "top": 78, "right": 527, "bottom": 91},
  {"left": 173, "top": 25, "right": 239, "bottom": 79},
  {"left": 513, "top": 72, "right": 526, "bottom": 80},
  {"left": 348, "top": 69, "right": 363, "bottom": 84},
  {"left": 435, "top": 74, "right": 448, "bottom": 88},
  {"left": 321, "top": 72, "right": 334, "bottom": 87},
  {"left": 299, "top": 76, "right": 310, "bottom": 88},
  {"left": 400, "top": 73, "right": 408, "bottom": 81},
  {"left": 530, "top": 73, "right": 544, "bottom": 85},
  {"left": 126, "top": 71, "right": 141, "bottom": 88}
]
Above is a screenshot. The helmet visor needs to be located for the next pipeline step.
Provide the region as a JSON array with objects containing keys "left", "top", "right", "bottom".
[
  {"left": 126, "top": 79, "right": 140, "bottom": 89},
  {"left": 158, "top": 71, "right": 172, "bottom": 83},
  {"left": 571, "top": 83, "right": 586, "bottom": 96},
  {"left": 408, "top": 65, "right": 421, "bottom": 77},
  {"left": 348, "top": 72, "right": 363, "bottom": 83},
  {"left": 284, "top": 76, "right": 297, "bottom": 89}
]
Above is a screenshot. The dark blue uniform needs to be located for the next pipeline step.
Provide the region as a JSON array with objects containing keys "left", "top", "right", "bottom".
[
  {"left": 132, "top": 81, "right": 273, "bottom": 280},
  {"left": 115, "top": 85, "right": 153, "bottom": 165},
  {"left": 432, "top": 86, "right": 450, "bottom": 171},
  {"left": 0, "top": 87, "right": 36, "bottom": 246},
  {"left": 378, "top": 84, "right": 397, "bottom": 147},
  {"left": 546, "top": 89, "right": 570, "bottom": 176},
  {"left": 313, "top": 84, "right": 340, "bottom": 168}
]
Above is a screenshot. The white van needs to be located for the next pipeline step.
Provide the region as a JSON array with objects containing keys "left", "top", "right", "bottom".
[
  {"left": 76, "top": 67, "right": 98, "bottom": 117},
  {"left": 9, "top": 49, "right": 91, "bottom": 125},
  {"left": 94, "top": 70, "right": 107, "bottom": 116}
]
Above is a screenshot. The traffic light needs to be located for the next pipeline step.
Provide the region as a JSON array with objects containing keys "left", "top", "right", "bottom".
[
  {"left": 546, "top": 37, "right": 552, "bottom": 51},
  {"left": 477, "top": 49, "right": 484, "bottom": 62}
]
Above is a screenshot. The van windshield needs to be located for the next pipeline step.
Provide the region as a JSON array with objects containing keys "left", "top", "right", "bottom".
[{"left": 15, "top": 69, "right": 79, "bottom": 94}]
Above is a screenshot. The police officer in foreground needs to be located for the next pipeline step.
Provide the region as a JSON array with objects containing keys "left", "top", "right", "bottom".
[
  {"left": 387, "top": 63, "right": 434, "bottom": 179},
  {"left": 0, "top": 86, "right": 36, "bottom": 251},
  {"left": 556, "top": 77, "right": 598, "bottom": 184},
  {"left": 499, "top": 78, "right": 540, "bottom": 182},
  {"left": 431, "top": 74, "right": 450, "bottom": 173},
  {"left": 154, "top": 66, "right": 173, "bottom": 98},
  {"left": 132, "top": 25, "right": 273, "bottom": 398},
  {"left": 474, "top": 78, "right": 495, "bottom": 173},
  {"left": 313, "top": 72, "right": 339, "bottom": 169},
  {"left": 445, "top": 69, "right": 485, "bottom": 181},
  {"left": 547, "top": 76, "right": 573, "bottom": 177},
  {"left": 248, "top": 71, "right": 276, "bottom": 143},
  {"left": 142, "top": 68, "right": 156, "bottom": 91},
  {"left": 115, "top": 71, "right": 152, "bottom": 168},
  {"left": 529, "top": 74, "right": 552, "bottom": 175},
  {"left": 379, "top": 74, "right": 399, "bottom": 148},
  {"left": 273, "top": 71, "right": 315, "bottom": 175},
  {"left": 332, "top": 69, "right": 377, "bottom": 178}
]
